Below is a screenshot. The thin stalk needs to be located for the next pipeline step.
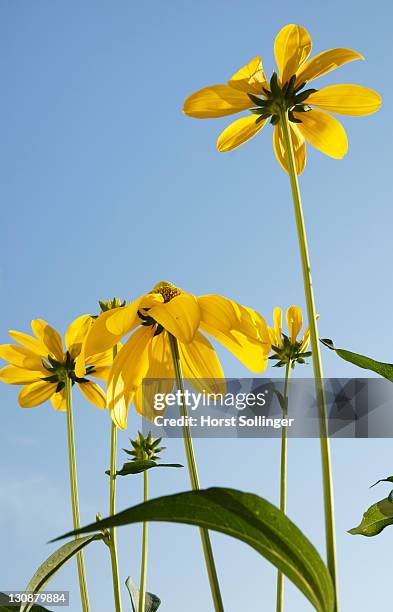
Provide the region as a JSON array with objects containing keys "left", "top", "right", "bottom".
[
  {"left": 276, "top": 360, "right": 291, "bottom": 612},
  {"left": 108, "top": 344, "right": 122, "bottom": 612},
  {"left": 279, "top": 108, "right": 338, "bottom": 610},
  {"left": 138, "top": 470, "right": 149, "bottom": 612},
  {"left": 168, "top": 333, "right": 224, "bottom": 612},
  {"left": 64, "top": 376, "right": 90, "bottom": 612}
]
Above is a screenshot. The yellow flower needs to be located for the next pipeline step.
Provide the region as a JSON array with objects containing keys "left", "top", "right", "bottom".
[
  {"left": 0, "top": 316, "right": 112, "bottom": 410},
  {"left": 82, "top": 281, "right": 271, "bottom": 429},
  {"left": 183, "top": 23, "right": 381, "bottom": 173},
  {"left": 268, "top": 305, "right": 312, "bottom": 367}
]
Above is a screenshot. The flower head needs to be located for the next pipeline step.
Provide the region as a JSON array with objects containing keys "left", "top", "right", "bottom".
[
  {"left": 82, "top": 281, "right": 270, "bottom": 428},
  {"left": 268, "top": 305, "right": 312, "bottom": 367},
  {"left": 183, "top": 24, "right": 381, "bottom": 173},
  {"left": 0, "top": 316, "right": 112, "bottom": 410}
]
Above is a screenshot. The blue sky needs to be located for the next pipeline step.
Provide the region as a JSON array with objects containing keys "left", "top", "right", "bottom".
[{"left": 1, "top": 1, "right": 392, "bottom": 611}]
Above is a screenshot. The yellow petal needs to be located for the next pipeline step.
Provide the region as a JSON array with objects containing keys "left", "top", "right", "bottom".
[
  {"left": 84, "top": 301, "right": 140, "bottom": 357},
  {"left": 217, "top": 115, "right": 267, "bottom": 152},
  {"left": 307, "top": 84, "right": 382, "bottom": 116},
  {"left": 228, "top": 56, "right": 268, "bottom": 94},
  {"left": 272, "top": 307, "right": 283, "bottom": 347},
  {"left": 0, "top": 344, "right": 47, "bottom": 371},
  {"left": 107, "top": 327, "right": 153, "bottom": 429},
  {"left": 0, "top": 365, "right": 44, "bottom": 384},
  {"left": 90, "top": 365, "right": 111, "bottom": 382},
  {"left": 65, "top": 315, "right": 93, "bottom": 359},
  {"left": 295, "top": 48, "right": 364, "bottom": 86},
  {"left": 198, "top": 295, "right": 269, "bottom": 373},
  {"left": 31, "top": 320, "right": 63, "bottom": 361},
  {"left": 133, "top": 332, "right": 174, "bottom": 421},
  {"left": 51, "top": 388, "right": 67, "bottom": 411},
  {"left": 273, "top": 122, "right": 306, "bottom": 175},
  {"left": 300, "top": 327, "right": 311, "bottom": 353},
  {"left": 274, "top": 24, "right": 312, "bottom": 85},
  {"left": 149, "top": 294, "right": 200, "bottom": 344},
  {"left": 183, "top": 85, "right": 253, "bottom": 118},
  {"left": 8, "top": 330, "right": 47, "bottom": 356},
  {"left": 295, "top": 109, "right": 348, "bottom": 159},
  {"left": 179, "top": 331, "right": 226, "bottom": 396},
  {"left": 78, "top": 381, "right": 106, "bottom": 409},
  {"left": 18, "top": 380, "right": 56, "bottom": 408},
  {"left": 286, "top": 306, "right": 303, "bottom": 343}
]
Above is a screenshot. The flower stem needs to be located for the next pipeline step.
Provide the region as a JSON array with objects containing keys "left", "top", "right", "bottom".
[
  {"left": 276, "top": 360, "right": 291, "bottom": 612},
  {"left": 279, "top": 108, "right": 338, "bottom": 610},
  {"left": 64, "top": 377, "right": 90, "bottom": 612},
  {"left": 108, "top": 343, "right": 122, "bottom": 612},
  {"left": 168, "top": 333, "right": 224, "bottom": 612},
  {"left": 138, "top": 470, "right": 149, "bottom": 612}
]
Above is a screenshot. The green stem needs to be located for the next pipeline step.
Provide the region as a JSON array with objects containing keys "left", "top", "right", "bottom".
[
  {"left": 108, "top": 345, "right": 122, "bottom": 612},
  {"left": 279, "top": 108, "right": 338, "bottom": 610},
  {"left": 138, "top": 470, "right": 149, "bottom": 612},
  {"left": 64, "top": 377, "right": 90, "bottom": 612},
  {"left": 168, "top": 333, "right": 224, "bottom": 612},
  {"left": 276, "top": 361, "right": 291, "bottom": 612}
]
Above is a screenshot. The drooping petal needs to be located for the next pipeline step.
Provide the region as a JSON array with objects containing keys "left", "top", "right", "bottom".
[
  {"left": 273, "top": 122, "right": 306, "bottom": 175},
  {"left": 295, "top": 109, "right": 348, "bottom": 159},
  {"left": 183, "top": 85, "right": 253, "bottom": 118},
  {"left": 133, "top": 332, "right": 174, "bottom": 421},
  {"left": 8, "top": 330, "right": 47, "bottom": 356},
  {"left": 274, "top": 24, "right": 312, "bottom": 85},
  {"left": 83, "top": 301, "right": 140, "bottom": 358},
  {"left": 31, "top": 320, "right": 64, "bottom": 361},
  {"left": 107, "top": 327, "right": 153, "bottom": 429},
  {"left": 0, "top": 344, "right": 47, "bottom": 371},
  {"left": 0, "top": 365, "right": 43, "bottom": 384},
  {"left": 217, "top": 115, "right": 268, "bottom": 152},
  {"left": 78, "top": 381, "right": 106, "bottom": 409},
  {"left": 286, "top": 306, "right": 303, "bottom": 343},
  {"left": 295, "top": 48, "right": 364, "bottom": 86},
  {"left": 228, "top": 56, "right": 268, "bottom": 94},
  {"left": 198, "top": 295, "right": 269, "bottom": 372},
  {"left": 307, "top": 85, "right": 382, "bottom": 116},
  {"left": 300, "top": 327, "right": 311, "bottom": 353},
  {"left": 178, "top": 331, "right": 226, "bottom": 396},
  {"left": 65, "top": 315, "right": 93, "bottom": 359},
  {"left": 149, "top": 294, "right": 200, "bottom": 344},
  {"left": 18, "top": 380, "right": 57, "bottom": 408},
  {"left": 51, "top": 389, "right": 67, "bottom": 411}
]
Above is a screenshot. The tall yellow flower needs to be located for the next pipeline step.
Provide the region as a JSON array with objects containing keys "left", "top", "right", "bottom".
[
  {"left": 183, "top": 23, "right": 381, "bottom": 173},
  {"left": 0, "top": 315, "right": 112, "bottom": 410},
  {"left": 81, "top": 281, "right": 270, "bottom": 428},
  {"left": 268, "top": 305, "right": 313, "bottom": 367}
]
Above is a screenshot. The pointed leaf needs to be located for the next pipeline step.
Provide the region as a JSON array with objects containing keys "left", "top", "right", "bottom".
[
  {"left": 125, "top": 577, "right": 161, "bottom": 612},
  {"left": 349, "top": 494, "right": 393, "bottom": 536},
  {"left": 321, "top": 339, "right": 393, "bottom": 381},
  {"left": 105, "top": 460, "right": 183, "bottom": 476},
  {"left": 53, "top": 488, "right": 334, "bottom": 612},
  {"left": 20, "top": 535, "right": 103, "bottom": 612}
]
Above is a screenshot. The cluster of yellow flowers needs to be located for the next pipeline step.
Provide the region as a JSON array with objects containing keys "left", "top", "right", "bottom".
[{"left": 0, "top": 281, "right": 310, "bottom": 428}]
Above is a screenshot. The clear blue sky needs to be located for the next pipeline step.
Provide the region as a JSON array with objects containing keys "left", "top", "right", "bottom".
[{"left": 1, "top": 1, "right": 392, "bottom": 611}]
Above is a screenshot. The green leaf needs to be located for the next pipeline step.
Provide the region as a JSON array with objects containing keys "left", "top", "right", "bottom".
[
  {"left": 125, "top": 577, "right": 161, "bottom": 611},
  {"left": 19, "top": 535, "right": 103, "bottom": 612},
  {"left": 53, "top": 488, "right": 334, "bottom": 612},
  {"left": 370, "top": 476, "right": 393, "bottom": 488},
  {"left": 0, "top": 595, "right": 52, "bottom": 612},
  {"left": 320, "top": 339, "right": 393, "bottom": 381},
  {"left": 105, "top": 460, "right": 183, "bottom": 476},
  {"left": 349, "top": 494, "right": 393, "bottom": 536}
]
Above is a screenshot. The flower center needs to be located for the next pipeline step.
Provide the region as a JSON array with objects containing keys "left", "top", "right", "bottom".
[
  {"left": 41, "top": 352, "right": 93, "bottom": 392},
  {"left": 151, "top": 281, "right": 183, "bottom": 303},
  {"left": 248, "top": 72, "right": 317, "bottom": 126}
]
